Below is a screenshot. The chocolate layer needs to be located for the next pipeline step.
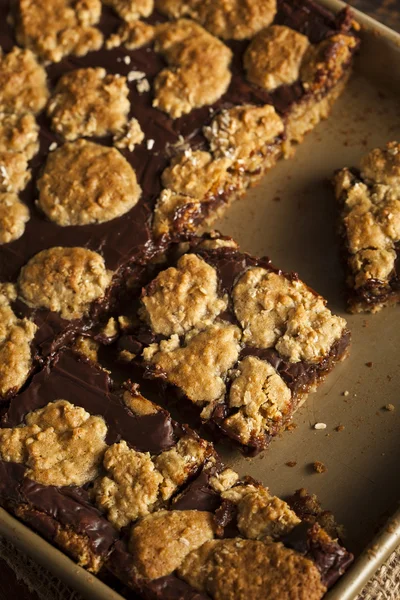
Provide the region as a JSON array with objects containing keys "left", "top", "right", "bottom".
[{"left": 3, "top": 350, "right": 179, "bottom": 453}]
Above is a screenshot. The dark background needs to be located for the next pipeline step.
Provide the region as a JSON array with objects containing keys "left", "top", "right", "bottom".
[{"left": 0, "top": 1, "right": 399, "bottom": 598}]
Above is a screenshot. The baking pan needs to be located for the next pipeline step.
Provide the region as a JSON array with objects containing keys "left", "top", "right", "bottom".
[{"left": 1, "top": 1, "right": 400, "bottom": 598}]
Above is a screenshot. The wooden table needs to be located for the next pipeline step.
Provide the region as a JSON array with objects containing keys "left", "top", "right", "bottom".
[{"left": 1, "top": 0, "right": 399, "bottom": 598}]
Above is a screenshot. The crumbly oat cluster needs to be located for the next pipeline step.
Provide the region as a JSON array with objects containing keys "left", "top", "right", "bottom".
[
  {"left": 47, "top": 68, "right": 130, "bottom": 141},
  {"left": 300, "top": 34, "right": 357, "bottom": 92},
  {"left": 155, "top": 0, "right": 277, "bottom": 40},
  {"left": 0, "top": 400, "right": 107, "bottom": 485},
  {"left": 140, "top": 253, "right": 228, "bottom": 336},
  {"left": 103, "top": 0, "right": 154, "bottom": 22},
  {"left": 153, "top": 20, "right": 232, "bottom": 118},
  {"left": 144, "top": 323, "right": 241, "bottom": 411},
  {"left": 233, "top": 268, "right": 346, "bottom": 363},
  {"left": 113, "top": 117, "right": 144, "bottom": 151},
  {"left": 37, "top": 140, "right": 141, "bottom": 226},
  {"left": 16, "top": 0, "right": 103, "bottom": 63},
  {"left": 0, "top": 47, "right": 49, "bottom": 115},
  {"left": 334, "top": 142, "right": 400, "bottom": 311},
  {"left": 0, "top": 113, "right": 39, "bottom": 160},
  {"left": 0, "top": 151, "right": 30, "bottom": 194},
  {"left": 221, "top": 483, "right": 300, "bottom": 539},
  {"left": 153, "top": 150, "right": 231, "bottom": 236},
  {"left": 178, "top": 538, "right": 326, "bottom": 599},
  {"left": 93, "top": 441, "right": 163, "bottom": 529},
  {"left": 130, "top": 510, "right": 215, "bottom": 580},
  {"left": 0, "top": 193, "right": 30, "bottom": 245},
  {"left": 94, "top": 434, "right": 210, "bottom": 528},
  {"left": 204, "top": 105, "right": 284, "bottom": 173},
  {"left": 245, "top": 26, "right": 310, "bottom": 92},
  {"left": 225, "top": 356, "right": 292, "bottom": 444},
  {"left": 18, "top": 247, "right": 113, "bottom": 320},
  {"left": 0, "top": 283, "right": 37, "bottom": 398},
  {"left": 106, "top": 20, "right": 155, "bottom": 50}
]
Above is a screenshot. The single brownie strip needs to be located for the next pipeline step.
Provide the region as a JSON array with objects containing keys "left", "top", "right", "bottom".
[
  {"left": 0, "top": 349, "right": 353, "bottom": 598},
  {"left": 333, "top": 141, "right": 400, "bottom": 313},
  {"left": 117, "top": 233, "right": 351, "bottom": 454}
]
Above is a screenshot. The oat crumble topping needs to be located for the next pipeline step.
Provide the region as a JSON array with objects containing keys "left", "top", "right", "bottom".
[
  {"left": 0, "top": 400, "right": 108, "bottom": 486},
  {"left": 244, "top": 25, "right": 310, "bottom": 92},
  {"left": 140, "top": 253, "right": 228, "bottom": 336},
  {"left": 16, "top": 0, "right": 103, "bottom": 63},
  {"left": 18, "top": 247, "right": 113, "bottom": 320},
  {"left": 129, "top": 510, "right": 215, "bottom": 580},
  {"left": 153, "top": 19, "right": 232, "bottom": 118},
  {"left": 0, "top": 283, "right": 37, "bottom": 398},
  {"left": 0, "top": 47, "right": 49, "bottom": 115},
  {"left": 37, "top": 140, "right": 141, "bottom": 226},
  {"left": 47, "top": 68, "right": 130, "bottom": 141},
  {"left": 0, "top": 192, "right": 30, "bottom": 244}
]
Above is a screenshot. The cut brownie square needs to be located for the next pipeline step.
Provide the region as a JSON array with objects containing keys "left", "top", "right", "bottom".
[
  {"left": 0, "top": 349, "right": 353, "bottom": 598},
  {"left": 117, "top": 233, "right": 351, "bottom": 454},
  {"left": 333, "top": 141, "right": 400, "bottom": 313}
]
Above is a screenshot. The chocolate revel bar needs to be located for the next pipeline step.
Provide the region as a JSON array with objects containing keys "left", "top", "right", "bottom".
[
  {"left": 116, "top": 233, "right": 351, "bottom": 454},
  {"left": 0, "top": 349, "right": 353, "bottom": 598},
  {"left": 333, "top": 141, "right": 400, "bottom": 313}
]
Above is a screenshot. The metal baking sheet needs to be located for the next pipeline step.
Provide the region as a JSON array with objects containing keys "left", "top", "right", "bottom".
[{"left": 1, "top": 2, "right": 400, "bottom": 598}]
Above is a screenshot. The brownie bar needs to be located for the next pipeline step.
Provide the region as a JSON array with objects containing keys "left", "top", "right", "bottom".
[
  {"left": 0, "top": 349, "right": 353, "bottom": 599},
  {"left": 116, "top": 233, "right": 351, "bottom": 454},
  {"left": 333, "top": 142, "right": 400, "bottom": 313}
]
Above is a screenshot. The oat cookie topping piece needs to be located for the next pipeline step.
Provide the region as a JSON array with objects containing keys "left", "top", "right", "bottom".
[
  {"left": 153, "top": 150, "right": 231, "bottom": 236},
  {"left": 106, "top": 20, "right": 155, "bottom": 50},
  {"left": 0, "top": 47, "right": 49, "bottom": 115},
  {"left": 103, "top": 0, "right": 154, "bottom": 22},
  {"left": 224, "top": 356, "right": 292, "bottom": 444},
  {"left": 0, "top": 283, "right": 37, "bottom": 399},
  {"left": 178, "top": 538, "right": 326, "bottom": 599},
  {"left": 333, "top": 142, "right": 400, "bottom": 312},
  {"left": 156, "top": 0, "right": 277, "bottom": 40},
  {"left": 204, "top": 104, "right": 284, "bottom": 172},
  {"left": 140, "top": 254, "right": 228, "bottom": 336},
  {"left": 0, "top": 152, "right": 30, "bottom": 194},
  {"left": 47, "top": 68, "right": 130, "bottom": 141},
  {"left": 0, "top": 113, "right": 39, "bottom": 160},
  {"left": 0, "top": 193, "right": 30, "bottom": 244},
  {"left": 16, "top": 0, "right": 103, "bottom": 63},
  {"left": 113, "top": 117, "right": 144, "bottom": 151},
  {"left": 154, "top": 434, "right": 211, "bottom": 500},
  {"left": 18, "top": 247, "right": 113, "bottom": 320},
  {"left": 153, "top": 19, "right": 232, "bottom": 119},
  {"left": 129, "top": 510, "right": 215, "bottom": 580},
  {"left": 93, "top": 441, "right": 163, "bottom": 529},
  {"left": 144, "top": 322, "right": 241, "bottom": 408},
  {"left": 244, "top": 26, "right": 310, "bottom": 92},
  {"left": 233, "top": 268, "right": 346, "bottom": 363},
  {"left": 301, "top": 34, "right": 358, "bottom": 93},
  {"left": 221, "top": 483, "right": 300, "bottom": 539},
  {"left": 37, "top": 140, "right": 141, "bottom": 226},
  {"left": 0, "top": 400, "right": 107, "bottom": 486}
]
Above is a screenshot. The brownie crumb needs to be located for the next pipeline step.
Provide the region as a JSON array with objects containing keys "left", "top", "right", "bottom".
[
  {"left": 365, "top": 362, "right": 373, "bottom": 368},
  {"left": 286, "top": 461, "right": 297, "bottom": 467},
  {"left": 313, "top": 461, "right": 327, "bottom": 474},
  {"left": 335, "top": 425, "right": 345, "bottom": 432}
]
